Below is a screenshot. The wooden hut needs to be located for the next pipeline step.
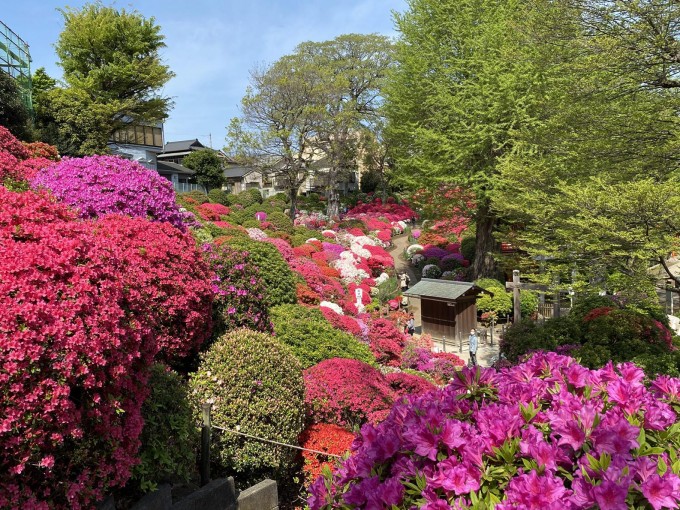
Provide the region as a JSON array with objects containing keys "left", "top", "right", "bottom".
[{"left": 404, "top": 279, "right": 488, "bottom": 340}]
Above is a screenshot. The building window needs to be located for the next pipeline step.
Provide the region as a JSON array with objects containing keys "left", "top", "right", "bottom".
[{"left": 111, "top": 124, "right": 163, "bottom": 147}]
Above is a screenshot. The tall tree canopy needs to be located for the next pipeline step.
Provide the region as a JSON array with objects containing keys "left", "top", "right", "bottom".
[
  {"left": 48, "top": 3, "right": 174, "bottom": 155},
  {"left": 227, "top": 33, "right": 393, "bottom": 218},
  {"left": 385, "top": 0, "right": 561, "bottom": 278}
]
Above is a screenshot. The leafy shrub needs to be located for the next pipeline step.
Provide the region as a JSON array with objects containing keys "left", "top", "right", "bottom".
[
  {"left": 460, "top": 235, "right": 476, "bottom": 263},
  {"left": 299, "top": 424, "right": 355, "bottom": 486},
  {"left": 422, "top": 264, "right": 442, "bottom": 279},
  {"left": 291, "top": 226, "right": 321, "bottom": 246},
  {"left": 231, "top": 189, "right": 262, "bottom": 207},
  {"left": 268, "top": 210, "right": 294, "bottom": 232},
  {"left": 189, "top": 329, "right": 304, "bottom": 486},
  {"left": 270, "top": 305, "right": 375, "bottom": 368},
  {"left": 222, "top": 238, "right": 297, "bottom": 307},
  {"left": 632, "top": 352, "right": 680, "bottom": 378},
  {"left": 180, "top": 189, "right": 210, "bottom": 204},
  {"left": 0, "top": 189, "right": 157, "bottom": 508},
  {"left": 132, "top": 364, "right": 197, "bottom": 492},
  {"left": 304, "top": 358, "right": 395, "bottom": 429},
  {"left": 208, "top": 188, "right": 230, "bottom": 206},
  {"left": 32, "top": 155, "right": 187, "bottom": 229},
  {"left": 578, "top": 308, "right": 674, "bottom": 368},
  {"left": 500, "top": 317, "right": 581, "bottom": 362},
  {"left": 385, "top": 371, "right": 436, "bottom": 398},
  {"left": 568, "top": 294, "right": 617, "bottom": 322},
  {"left": 476, "top": 278, "right": 512, "bottom": 316},
  {"left": 206, "top": 243, "right": 272, "bottom": 341},
  {"left": 520, "top": 289, "right": 539, "bottom": 317},
  {"left": 309, "top": 353, "right": 680, "bottom": 510},
  {"left": 247, "top": 187, "right": 264, "bottom": 204}
]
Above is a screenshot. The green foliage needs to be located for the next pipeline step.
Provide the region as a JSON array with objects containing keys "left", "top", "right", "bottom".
[
  {"left": 51, "top": 3, "right": 173, "bottom": 155},
  {"left": 208, "top": 188, "right": 230, "bottom": 206},
  {"left": 183, "top": 149, "right": 225, "bottom": 191},
  {"left": 520, "top": 290, "right": 539, "bottom": 318},
  {"left": 476, "top": 279, "right": 512, "bottom": 317},
  {"left": 267, "top": 211, "right": 294, "bottom": 232},
  {"left": 132, "top": 364, "right": 197, "bottom": 492},
  {"left": 290, "top": 227, "right": 321, "bottom": 247},
  {"left": 460, "top": 236, "right": 476, "bottom": 266},
  {"left": 568, "top": 295, "right": 616, "bottom": 323},
  {"left": 247, "top": 188, "right": 264, "bottom": 204},
  {"left": 270, "top": 304, "right": 375, "bottom": 368},
  {"left": 223, "top": 238, "right": 297, "bottom": 307},
  {"left": 500, "top": 317, "right": 581, "bottom": 363},
  {"left": 376, "top": 276, "right": 400, "bottom": 305},
  {"left": 189, "top": 330, "right": 304, "bottom": 486},
  {"left": 0, "top": 70, "right": 31, "bottom": 139},
  {"left": 231, "top": 190, "right": 260, "bottom": 208},
  {"left": 632, "top": 352, "right": 680, "bottom": 379}
]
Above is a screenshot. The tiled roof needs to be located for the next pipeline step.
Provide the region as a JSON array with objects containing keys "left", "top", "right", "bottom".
[
  {"left": 157, "top": 160, "right": 195, "bottom": 176},
  {"left": 404, "top": 279, "right": 485, "bottom": 301},
  {"left": 162, "top": 139, "right": 204, "bottom": 153}
]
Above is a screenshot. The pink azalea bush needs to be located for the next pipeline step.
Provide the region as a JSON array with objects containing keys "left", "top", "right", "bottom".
[
  {"left": 32, "top": 155, "right": 186, "bottom": 230},
  {"left": 309, "top": 352, "right": 680, "bottom": 510},
  {"left": 345, "top": 198, "right": 416, "bottom": 223}
]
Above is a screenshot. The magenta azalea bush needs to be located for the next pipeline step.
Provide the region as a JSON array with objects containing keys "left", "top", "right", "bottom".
[
  {"left": 32, "top": 155, "right": 185, "bottom": 230},
  {"left": 309, "top": 352, "right": 680, "bottom": 510}
]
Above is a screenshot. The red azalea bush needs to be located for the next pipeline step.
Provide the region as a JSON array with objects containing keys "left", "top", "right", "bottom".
[
  {"left": 196, "top": 202, "right": 230, "bottom": 221},
  {"left": 386, "top": 371, "right": 437, "bottom": 398},
  {"left": 377, "top": 229, "right": 392, "bottom": 243},
  {"left": 264, "top": 237, "right": 295, "bottom": 262},
  {"left": 583, "top": 307, "right": 615, "bottom": 322},
  {"left": 368, "top": 319, "right": 407, "bottom": 367},
  {"left": 348, "top": 283, "right": 372, "bottom": 306},
  {"left": 321, "top": 307, "right": 363, "bottom": 338},
  {"left": 0, "top": 190, "right": 157, "bottom": 509},
  {"left": 345, "top": 199, "right": 416, "bottom": 223},
  {"left": 22, "top": 141, "right": 59, "bottom": 161},
  {"left": 321, "top": 266, "right": 341, "bottom": 279},
  {"left": 94, "top": 215, "right": 214, "bottom": 363},
  {"left": 419, "top": 233, "right": 449, "bottom": 248},
  {"left": 299, "top": 424, "right": 355, "bottom": 485},
  {"left": 297, "top": 283, "right": 322, "bottom": 305},
  {"left": 304, "top": 359, "right": 396, "bottom": 429},
  {"left": 294, "top": 244, "right": 319, "bottom": 258},
  {"left": 0, "top": 125, "right": 29, "bottom": 159}
]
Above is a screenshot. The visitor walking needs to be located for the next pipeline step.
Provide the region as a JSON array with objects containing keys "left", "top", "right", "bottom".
[
  {"left": 407, "top": 314, "right": 415, "bottom": 335},
  {"left": 400, "top": 272, "right": 410, "bottom": 292},
  {"left": 469, "top": 328, "right": 478, "bottom": 366}
]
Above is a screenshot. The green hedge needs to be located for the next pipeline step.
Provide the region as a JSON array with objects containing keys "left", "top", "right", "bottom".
[{"left": 270, "top": 304, "right": 375, "bottom": 368}]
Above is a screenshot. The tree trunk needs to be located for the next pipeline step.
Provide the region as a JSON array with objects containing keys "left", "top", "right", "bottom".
[
  {"left": 288, "top": 188, "right": 298, "bottom": 220},
  {"left": 472, "top": 201, "right": 499, "bottom": 279},
  {"left": 326, "top": 186, "right": 340, "bottom": 219}
]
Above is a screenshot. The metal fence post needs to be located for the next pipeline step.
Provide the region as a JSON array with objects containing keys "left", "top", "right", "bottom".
[
  {"left": 458, "top": 331, "right": 463, "bottom": 353},
  {"left": 442, "top": 336, "right": 446, "bottom": 353},
  {"left": 200, "top": 402, "right": 212, "bottom": 487}
]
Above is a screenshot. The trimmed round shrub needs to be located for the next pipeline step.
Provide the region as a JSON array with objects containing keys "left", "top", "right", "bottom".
[
  {"left": 500, "top": 316, "right": 581, "bottom": 363},
  {"left": 460, "top": 235, "right": 476, "bottom": 263},
  {"left": 247, "top": 187, "right": 264, "bottom": 204},
  {"left": 385, "top": 371, "right": 436, "bottom": 399},
  {"left": 189, "top": 329, "right": 305, "bottom": 486},
  {"left": 231, "top": 189, "right": 262, "bottom": 207},
  {"left": 304, "top": 358, "right": 396, "bottom": 429},
  {"left": 206, "top": 243, "right": 273, "bottom": 341},
  {"left": 422, "top": 264, "right": 442, "bottom": 279},
  {"left": 368, "top": 319, "right": 406, "bottom": 367},
  {"left": 268, "top": 210, "right": 294, "bottom": 232},
  {"left": 132, "top": 364, "right": 197, "bottom": 493},
  {"left": 222, "top": 238, "right": 297, "bottom": 307},
  {"left": 208, "top": 188, "right": 230, "bottom": 206},
  {"left": 270, "top": 305, "right": 375, "bottom": 368},
  {"left": 32, "top": 155, "right": 186, "bottom": 230},
  {"left": 94, "top": 215, "right": 214, "bottom": 364}
]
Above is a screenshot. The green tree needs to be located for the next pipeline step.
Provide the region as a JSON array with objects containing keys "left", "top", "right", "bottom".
[
  {"left": 50, "top": 3, "right": 174, "bottom": 155},
  {"left": 385, "top": 0, "right": 563, "bottom": 278},
  {"left": 182, "top": 149, "right": 225, "bottom": 190},
  {"left": 0, "top": 71, "right": 31, "bottom": 138},
  {"left": 226, "top": 55, "right": 327, "bottom": 219}
]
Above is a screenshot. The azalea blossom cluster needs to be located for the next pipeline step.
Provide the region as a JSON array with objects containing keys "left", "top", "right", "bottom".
[
  {"left": 0, "top": 126, "right": 58, "bottom": 183},
  {"left": 308, "top": 352, "right": 680, "bottom": 510},
  {"left": 0, "top": 188, "right": 214, "bottom": 509},
  {"left": 295, "top": 211, "right": 329, "bottom": 229},
  {"left": 345, "top": 197, "right": 416, "bottom": 223},
  {"left": 31, "top": 155, "right": 186, "bottom": 230}
]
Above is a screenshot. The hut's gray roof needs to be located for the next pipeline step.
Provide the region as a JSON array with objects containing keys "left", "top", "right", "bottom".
[
  {"left": 403, "top": 279, "right": 487, "bottom": 301},
  {"left": 157, "top": 160, "right": 195, "bottom": 176}
]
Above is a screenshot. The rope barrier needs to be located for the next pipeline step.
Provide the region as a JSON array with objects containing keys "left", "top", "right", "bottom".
[{"left": 211, "top": 424, "right": 343, "bottom": 459}]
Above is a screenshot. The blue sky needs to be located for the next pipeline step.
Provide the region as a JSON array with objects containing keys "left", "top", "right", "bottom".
[{"left": 2, "top": 1, "right": 407, "bottom": 148}]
